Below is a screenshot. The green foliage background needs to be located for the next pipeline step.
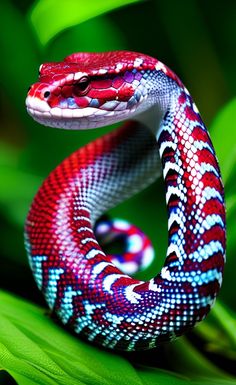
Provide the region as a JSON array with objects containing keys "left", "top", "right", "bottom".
[{"left": 0, "top": 0, "right": 236, "bottom": 384}]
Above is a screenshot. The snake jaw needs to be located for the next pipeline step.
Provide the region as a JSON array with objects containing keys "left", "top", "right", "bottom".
[
  {"left": 26, "top": 95, "right": 50, "bottom": 113},
  {"left": 25, "top": 75, "right": 150, "bottom": 129},
  {"left": 26, "top": 92, "right": 143, "bottom": 130}
]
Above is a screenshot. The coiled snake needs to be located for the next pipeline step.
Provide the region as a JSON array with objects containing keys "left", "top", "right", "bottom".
[{"left": 25, "top": 51, "right": 226, "bottom": 351}]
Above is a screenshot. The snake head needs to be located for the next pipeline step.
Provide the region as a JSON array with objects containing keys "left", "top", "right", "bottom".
[{"left": 26, "top": 51, "right": 181, "bottom": 130}]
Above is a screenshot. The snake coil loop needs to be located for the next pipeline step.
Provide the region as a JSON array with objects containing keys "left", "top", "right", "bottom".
[{"left": 25, "top": 51, "right": 226, "bottom": 351}]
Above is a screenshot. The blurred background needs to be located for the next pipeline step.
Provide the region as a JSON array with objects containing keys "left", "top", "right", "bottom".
[{"left": 0, "top": 0, "right": 236, "bottom": 382}]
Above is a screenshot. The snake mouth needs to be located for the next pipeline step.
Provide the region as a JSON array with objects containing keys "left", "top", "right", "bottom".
[
  {"left": 25, "top": 95, "right": 137, "bottom": 130},
  {"left": 26, "top": 66, "right": 148, "bottom": 129},
  {"left": 26, "top": 95, "right": 100, "bottom": 118}
]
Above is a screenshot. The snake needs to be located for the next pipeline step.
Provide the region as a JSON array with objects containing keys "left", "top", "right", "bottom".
[{"left": 25, "top": 51, "right": 226, "bottom": 351}]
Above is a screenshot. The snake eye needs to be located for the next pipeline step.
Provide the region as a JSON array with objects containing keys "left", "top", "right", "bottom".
[
  {"left": 73, "top": 76, "right": 90, "bottom": 96},
  {"left": 44, "top": 91, "right": 51, "bottom": 99}
]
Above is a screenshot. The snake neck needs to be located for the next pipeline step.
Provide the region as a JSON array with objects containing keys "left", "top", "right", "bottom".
[{"left": 155, "top": 87, "right": 225, "bottom": 285}]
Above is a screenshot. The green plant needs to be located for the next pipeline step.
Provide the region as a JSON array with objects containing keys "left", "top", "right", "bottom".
[{"left": 0, "top": 1, "right": 235, "bottom": 384}]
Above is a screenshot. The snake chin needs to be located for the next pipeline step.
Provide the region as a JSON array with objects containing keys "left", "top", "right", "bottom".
[{"left": 26, "top": 94, "right": 151, "bottom": 130}]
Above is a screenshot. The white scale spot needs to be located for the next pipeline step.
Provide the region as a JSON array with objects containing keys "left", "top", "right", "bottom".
[
  {"left": 142, "top": 246, "right": 155, "bottom": 268},
  {"left": 81, "top": 237, "right": 97, "bottom": 245},
  {"left": 93, "top": 261, "right": 111, "bottom": 275},
  {"left": 161, "top": 266, "right": 172, "bottom": 281},
  {"left": 149, "top": 278, "right": 161, "bottom": 292},
  {"left": 103, "top": 273, "right": 128, "bottom": 293},
  {"left": 74, "top": 71, "right": 87, "bottom": 81},
  {"left": 128, "top": 234, "right": 143, "bottom": 253},
  {"left": 115, "top": 63, "right": 123, "bottom": 71},
  {"left": 125, "top": 283, "right": 143, "bottom": 304},
  {"left": 95, "top": 222, "right": 110, "bottom": 235},
  {"left": 114, "top": 219, "right": 130, "bottom": 230},
  {"left": 134, "top": 58, "right": 143, "bottom": 67},
  {"left": 86, "top": 249, "right": 105, "bottom": 259},
  {"left": 98, "top": 68, "right": 107, "bottom": 74},
  {"left": 155, "top": 62, "right": 168, "bottom": 73},
  {"left": 115, "top": 261, "right": 138, "bottom": 275}
]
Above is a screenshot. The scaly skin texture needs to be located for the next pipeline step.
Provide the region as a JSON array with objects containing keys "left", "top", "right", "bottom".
[{"left": 25, "top": 51, "right": 226, "bottom": 351}]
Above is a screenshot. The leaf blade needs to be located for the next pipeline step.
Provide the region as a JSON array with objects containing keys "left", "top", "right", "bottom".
[
  {"left": 29, "top": 0, "right": 141, "bottom": 45},
  {"left": 210, "top": 98, "right": 236, "bottom": 184},
  {"left": 0, "top": 291, "right": 142, "bottom": 385}
]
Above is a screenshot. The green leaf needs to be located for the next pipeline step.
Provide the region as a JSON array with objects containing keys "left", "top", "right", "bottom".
[
  {"left": 196, "top": 301, "right": 236, "bottom": 359},
  {"left": 226, "top": 196, "right": 236, "bottom": 259},
  {"left": 0, "top": 0, "right": 39, "bottom": 120},
  {"left": 0, "top": 291, "right": 142, "bottom": 385},
  {"left": 138, "top": 368, "right": 234, "bottom": 385},
  {"left": 47, "top": 16, "right": 125, "bottom": 60},
  {"left": 29, "top": 0, "right": 141, "bottom": 46},
  {"left": 210, "top": 98, "right": 236, "bottom": 184},
  {"left": 1, "top": 291, "right": 235, "bottom": 385},
  {"left": 169, "top": 337, "right": 230, "bottom": 380},
  {"left": 215, "top": 179, "right": 236, "bottom": 310}
]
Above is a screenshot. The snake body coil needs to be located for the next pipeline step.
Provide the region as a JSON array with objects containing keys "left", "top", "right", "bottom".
[{"left": 25, "top": 51, "right": 226, "bottom": 350}]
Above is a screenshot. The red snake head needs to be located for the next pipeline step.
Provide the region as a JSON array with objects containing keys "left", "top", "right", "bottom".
[{"left": 26, "top": 51, "right": 181, "bottom": 130}]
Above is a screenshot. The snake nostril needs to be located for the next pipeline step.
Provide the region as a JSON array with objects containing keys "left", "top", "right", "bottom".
[{"left": 44, "top": 91, "right": 51, "bottom": 99}]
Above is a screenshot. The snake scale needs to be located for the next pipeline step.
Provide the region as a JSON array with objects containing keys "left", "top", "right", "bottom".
[{"left": 25, "top": 51, "right": 226, "bottom": 351}]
